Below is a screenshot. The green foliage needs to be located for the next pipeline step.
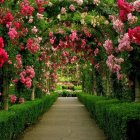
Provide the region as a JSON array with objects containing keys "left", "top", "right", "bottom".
[
  {"left": 74, "top": 85, "right": 82, "bottom": 90},
  {"left": 56, "top": 90, "right": 80, "bottom": 97},
  {"left": 78, "top": 93, "right": 140, "bottom": 140},
  {"left": 35, "top": 88, "right": 46, "bottom": 99},
  {"left": 81, "top": 64, "right": 94, "bottom": 94},
  {"left": 0, "top": 94, "right": 58, "bottom": 140},
  {"left": 56, "top": 85, "right": 62, "bottom": 90}
]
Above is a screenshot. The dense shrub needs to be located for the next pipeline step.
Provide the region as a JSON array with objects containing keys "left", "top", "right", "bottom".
[
  {"left": 57, "top": 90, "right": 77, "bottom": 97},
  {"left": 74, "top": 85, "right": 82, "bottom": 90},
  {"left": 56, "top": 85, "right": 62, "bottom": 91},
  {"left": 78, "top": 93, "right": 140, "bottom": 140},
  {"left": 0, "top": 94, "right": 58, "bottom": 140},
  {"left": 62, "top": 85, "right": 74, "bottom": 90}
]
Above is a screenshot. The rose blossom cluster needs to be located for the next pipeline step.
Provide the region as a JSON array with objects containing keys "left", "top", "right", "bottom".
[
  {"left": 0, "top": 48, "right": 8, "bottom": 67},
  {"left": 19, "top": 97, "right": 25, "bottom": 104},
  {"left": 103, "top": 39, "right": 114, "bottom": 55},
  {"left": 103, "top": 38, "right": 124, "bottom": 80},
  {"left": 14, "top": 54, "right": 23, "bottom": 69},
  {"left": 62, "top": 51, "right": 69, "bottom": 57},
  {"left": 69, "top": 4, "right": 76, "bottom": 11},
  {"left": 83, "top": 27, "right": 92, "bottom": 37},
  {"left": 118, "top": 33, "right": 133, "bottom": 52},
  {"left": 133, "top": 0, "right": 140, "bottom": 12},
  {"left": 73, "top": 0, "right": 83, "bottom": 5},
  {"left": 70, "top": 56, "right": 77, "bottom": 64},
  {"left": 94, "top": 63, "right": 99, "bottom": 70},
  {"left": 37, "top": 13, "right": 44, "bottom": 19},
  {"left": 109, "top": 15, "right": 124, "bottom": 33},
  {"left": 105, "top": 0, "right": 140, "bottom": 80},
  {"left": 14, "top": 21, "right": 21, "bottom": 30},
  {"left": 0, "top": 37, "right": 8, "bottom": 67},
  {"left": 36, "top": 0, "right": 48, "bottom": 13},
  {"left": 20, "top": 66, "right": 35, "bottom": 88},
  {"left": 9, "top": 95, "right": 17, "bottom": 104},
  {"left": 69, "top": 31, "right": 79, "bottom": 41},
  {"left": 26, "top": 38, "right": 41, "bottom": 54},
  {"left": 117, "top": 0, "right": 134, "bottom": 21},
  {"left": 31, "top": 26, "right": 38, "bottom": 34},
  {"left": 94, "top": 48, "right": 99, "bottom": 56},
  {"left": 127, "top": 13, "right": 138, "bottom": 25},
  {"left": 61, "top": 7, "right": 67, "bottom": 14},
  {"left": 20, "top": 0, "right": 35, "bottom": 16},
  {"left": 9, "top": 95, "right": 25, "bottom": 104},
  {"left": 51, "top": 73, "right": 57, "bottom": 82},
  {"left": 50, "top": 37, "right": 56, "bottom": 45},
  {"left": 1, "top": 12, "right": 13, "bottom": 25},
  {"left": 28, "top": 16, "right": 33, "bottom": 23},
  {"left": 0, "top": 0, "right": 4, "bottom": 4},
  {"left": 81, "top": 39, "right": 86, "bottom": 48},
  {"left": 128, "top": 26, "right": 140, "bottom": 45},
  {"left": 0, "top": 37, "right": 4, "bottom": 48},
  {"left": 8, "top": 28, "right": 18, "bottom": 39},
  {"left": 49, "top": 32, "right": 56, "bottom": 45},
  {"left": 106, "top": 55, "right": 124, "bottom": 80}
]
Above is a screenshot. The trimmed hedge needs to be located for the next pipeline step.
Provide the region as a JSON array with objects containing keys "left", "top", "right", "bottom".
[
  {"left": 78, "top": 93, "right": 140, "bottom": 140},
  {"left": 0, "top": 94, "right": 58, "bottom": 140},
  {"left": 58, "top": 91, "right": 77, "bottom": 97}
]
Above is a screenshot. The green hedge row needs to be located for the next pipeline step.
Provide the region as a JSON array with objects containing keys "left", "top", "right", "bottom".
[
  {"left": 0, "top": 94, "right": 58, "bottom": 140},
  {"left": 78, "top": 93, "right": 140, "bottom": 140}
]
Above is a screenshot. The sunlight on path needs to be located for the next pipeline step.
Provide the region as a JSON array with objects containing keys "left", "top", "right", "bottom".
[{"left": 20, "top": 97, "right": 106, "bottom": 140}]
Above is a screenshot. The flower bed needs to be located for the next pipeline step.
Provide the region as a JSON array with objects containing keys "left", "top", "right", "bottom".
[
  {"left": 78, "top": 93, "right": 140, "bottom": 140},
  {"left": 0, "top": 93, "right": 58, "bottom": 140}
]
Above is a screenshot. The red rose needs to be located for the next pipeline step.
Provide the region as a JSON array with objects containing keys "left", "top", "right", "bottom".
[
  {"left": 119, "top": 10, "right": 127, "bottom": 22},
  {"left": 14, "top": 22, "right": 21, "bottom": 30},
  {"left": 0, "top": 0, "right": 4, "bottom": 4},
  {"left": 128, "top": 26, "right": 140, "bottom": 45},
  {"left": 0, "top": 37, "right": 4, "bottom": 48},
  {"left": 0, "top": 48, "right": 8, "bottom": 67},
  {"left": 117, "top": 0, "right": 133, "bottom": 13},
  {"left": 117, "top": 0, "right": 133, "bottom": 21},
  {"left": 5, "top": 12, "right": 14, "bottom": 22}
]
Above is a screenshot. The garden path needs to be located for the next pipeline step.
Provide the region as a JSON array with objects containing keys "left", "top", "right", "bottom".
[{"left": 20, "top": 97, "right": 106, "bottom": 140}]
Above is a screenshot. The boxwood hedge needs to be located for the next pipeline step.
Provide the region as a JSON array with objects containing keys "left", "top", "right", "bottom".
[
  {"left": 78, "top": 93, "right": 140, "bottom": 140},
  {"left": 0, "top": 93, "right": 58, "bottom": 140}
]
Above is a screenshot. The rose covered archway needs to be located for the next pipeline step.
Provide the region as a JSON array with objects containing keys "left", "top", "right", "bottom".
[{"left": 0, "top": 0, "right": 140, "bottom": 111}]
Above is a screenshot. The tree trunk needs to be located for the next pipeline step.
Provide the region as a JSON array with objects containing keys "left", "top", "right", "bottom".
[
  {"left": 48, "top": 78, "right": 51, "bottom": 92},
  {"left": 3, "top": 97, "right": 8, "bottom": 111},
  {"left": 135, "top": 76, "right": 140, "bottom": 102},
  {"left": 2, "top": 64, "right": 9, "bottom": 111},
  {"left": 76, "top": 64, "right": 79, "bottom": 85},
  {"left": 92, "top": 67, "right": 97, "bottom": 95},
  {"left": 31, "top": 86, "right": 35, "bottom": 100},
  {"left": 106, "top": 72, "right": 111, "bottom": 96}
]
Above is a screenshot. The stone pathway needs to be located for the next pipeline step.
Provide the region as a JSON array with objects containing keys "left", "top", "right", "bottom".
[{"left": 20, "top": 97, "right": 106, "bottom": 140}]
